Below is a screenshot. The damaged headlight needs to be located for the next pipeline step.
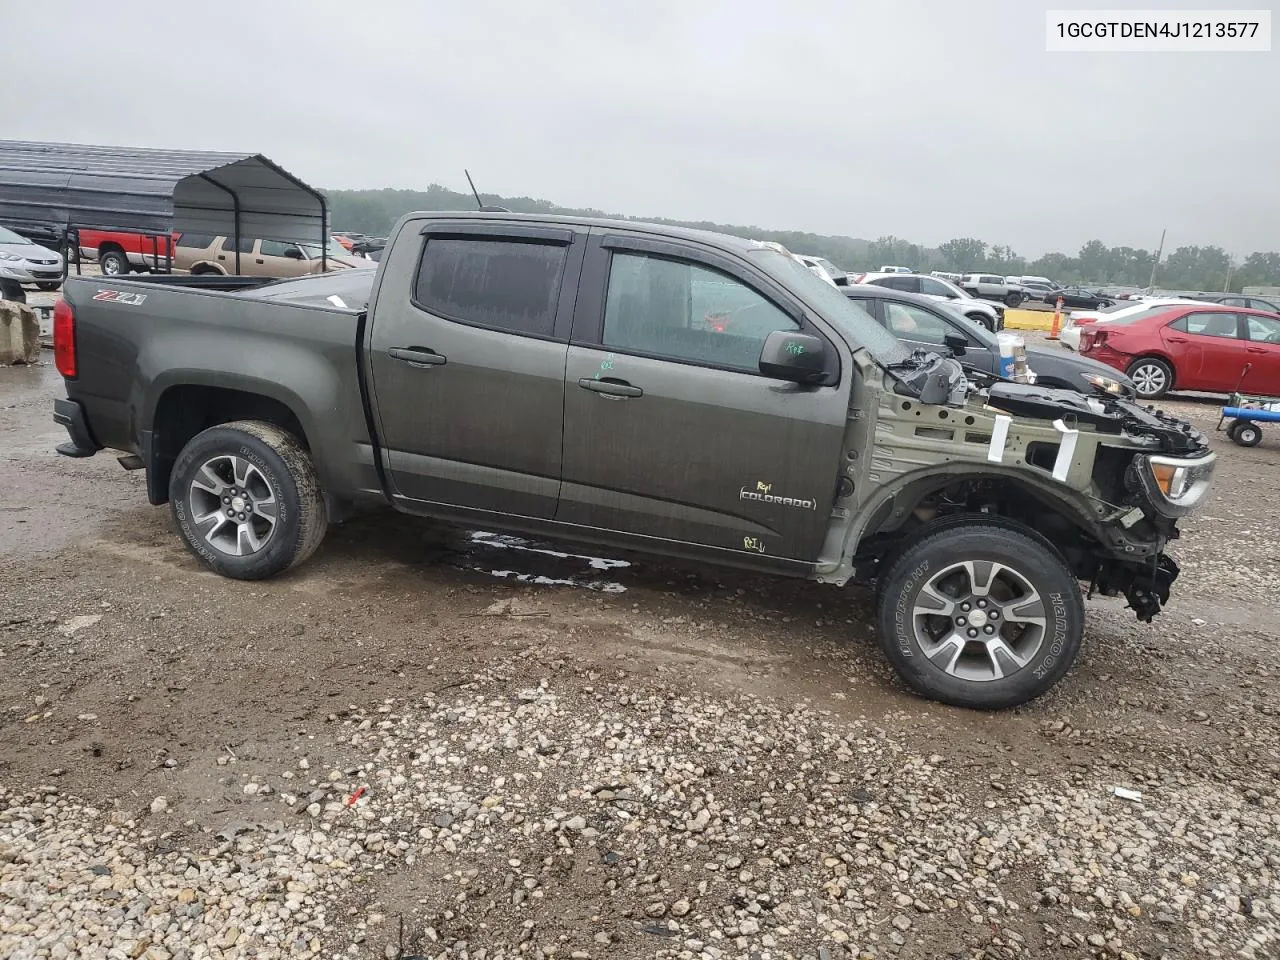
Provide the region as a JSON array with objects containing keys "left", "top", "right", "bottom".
[
  {"left": 1082, "top": 372, "right": 1134, "bottom": 397},
  {"left": 1136, "top": 453, "right": 1216, "bottom": 516}
]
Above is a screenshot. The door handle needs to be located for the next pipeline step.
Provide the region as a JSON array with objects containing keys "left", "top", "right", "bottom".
[
  {"left": 1247, "top": 348, "right": 1267, "bottom": 355},
  {"left": 388, "top": 346, "right": 447, "bottom": 367},
  {"left": 578, "top": 377, "right": 642, "bottom": 399},
  {"left": 256, "top": 258, "right": 264, "bottom": 264},
  {"left": 217, "top": 255, "right": 226, "bottom": 260},
  {"left": 1167, "top": 336, "right": 1188, "bottom": 343}
]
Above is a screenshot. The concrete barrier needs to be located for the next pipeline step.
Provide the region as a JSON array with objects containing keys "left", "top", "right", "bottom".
[
  {"left": 1002, "top": 309, "right": 1056, "bottom": 332},
  {"left": 0, "top": 300, "right": 41, "bottom": 365}
]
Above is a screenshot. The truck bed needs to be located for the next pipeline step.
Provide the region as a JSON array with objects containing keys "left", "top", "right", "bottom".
[{"left": 58, "top": 271, "right": 382, "bottom": 505}]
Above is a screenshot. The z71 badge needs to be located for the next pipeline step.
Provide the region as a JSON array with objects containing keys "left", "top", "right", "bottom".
[{"left": 93, "top": 289, "right": 148, "bottom": 306}]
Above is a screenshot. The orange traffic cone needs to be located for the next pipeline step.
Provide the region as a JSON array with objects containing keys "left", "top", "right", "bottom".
[{"left": 1048, "top": 297, "right": 1063, "bottom": 340}]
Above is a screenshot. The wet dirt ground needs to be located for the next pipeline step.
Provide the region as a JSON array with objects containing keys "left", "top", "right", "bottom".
[{"left": 2, "top": 355, "right": 1279, "bottom": 959}]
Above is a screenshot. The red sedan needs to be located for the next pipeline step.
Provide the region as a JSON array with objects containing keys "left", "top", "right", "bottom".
[{"left": 1078, "top": 303, "right": 1280, "bottom": 399}]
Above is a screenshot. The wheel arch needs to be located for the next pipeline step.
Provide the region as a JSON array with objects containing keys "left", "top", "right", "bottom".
[
  {"left": 819, "top": 463, "right": 1112, "bottom": 584},
  {"left": 145, "top": 381, "right": 314, "bottom": 506}
]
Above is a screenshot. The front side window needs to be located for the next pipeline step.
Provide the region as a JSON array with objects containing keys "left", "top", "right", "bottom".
[
  {"left": 602, "top": 252, "right": 798, "bottom": 371},
  {"left": 918, "top": 276, "right": 958, "bottom": 298},
  {"left": 260, "top": 239, "right": 304, "bottom": 258},
  {"left": 1244, "top": 314, "right": 1280, "bottom": 343},
  {"left": 883, "top": 302, "right": 952, "bottom": 345},
  {"left": 414, "top": 237, "right": 567, "bottom": 337}
]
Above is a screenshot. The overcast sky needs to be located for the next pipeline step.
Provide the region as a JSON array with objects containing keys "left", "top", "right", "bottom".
[{"left": 4, "top": 0, "right": 1276, "bottom": 257}]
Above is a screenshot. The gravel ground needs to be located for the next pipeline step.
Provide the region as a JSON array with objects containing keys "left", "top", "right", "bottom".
[{"left": 2, "top": 354, "right": 1278, "bottom": 960}]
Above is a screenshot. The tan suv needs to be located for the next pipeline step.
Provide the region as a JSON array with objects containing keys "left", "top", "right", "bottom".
[{"left": 174, "top": 234, "right": 364, "bottom": 277}]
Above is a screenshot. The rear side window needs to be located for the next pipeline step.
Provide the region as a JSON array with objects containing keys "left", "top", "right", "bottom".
[
  {"left": 414, "top": 237, "right": 567, "bottom": 337},
  {"left": 1169, "top": 312, "right": 1241, "bottom": 339},
  {"left": 177, "top": 233, "right": 215, "bottom": 249},
  {"left": 220, "top": 236, "right": 254, "bottom": 253},
  {"left": 875, "top": 275, "right": 918, "bottom": 293}
]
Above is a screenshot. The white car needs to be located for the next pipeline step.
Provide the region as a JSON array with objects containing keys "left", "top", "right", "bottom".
[
  {"left": 793, "top": 254, "right": 849, "bottom": 286},
  {"left": 960, "top": 273, "right": 1026, "bottom": 307},
  {"left": 0, "top": 225, "right": 65, "bottom": 301},
  {"left": 850, "top": 271, "right": 1004, "bottom": 331},
  {"left": 1059, "top": 297, "right": 1202, "bottom": 351}
]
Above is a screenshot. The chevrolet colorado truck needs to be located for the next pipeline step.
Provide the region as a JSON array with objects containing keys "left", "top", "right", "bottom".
[{"left": 52, "top": 213, "right": 1216, "bottom": 709}]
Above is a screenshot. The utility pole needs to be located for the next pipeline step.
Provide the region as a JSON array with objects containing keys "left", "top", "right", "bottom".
[
  {"left": 1147, "top": 228, "right": 1166, "bottom": 293},
  {"left": 1223, "top": 259, "right": 1234, "bottom": 292}
]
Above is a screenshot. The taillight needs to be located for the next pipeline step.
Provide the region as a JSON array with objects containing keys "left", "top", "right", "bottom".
[{"left": 53, "top": 298, "right": 76, "bottom": 378}]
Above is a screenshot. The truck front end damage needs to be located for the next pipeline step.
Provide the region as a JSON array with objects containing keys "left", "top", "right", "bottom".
[{"left": 822, "top": 352, "right": 1215, "bottom": 623}]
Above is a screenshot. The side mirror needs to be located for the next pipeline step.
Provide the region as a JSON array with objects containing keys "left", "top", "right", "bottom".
[
  {"left": 283, "top": 247, "right": 304, "bottom": 260},
  {"left": 759, "top": 331, "right": 828, "bottom": 383},
  {"left": 943, "top": 332, "right": 968, "bottom": 356}
]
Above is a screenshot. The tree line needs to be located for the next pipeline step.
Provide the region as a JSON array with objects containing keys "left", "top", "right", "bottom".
[{"left": 326, "top": 186, "right": 1280, "bottom": 293}]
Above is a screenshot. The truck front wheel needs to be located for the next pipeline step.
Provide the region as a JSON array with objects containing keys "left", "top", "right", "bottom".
[
  {"left": 875, "top": 524, "right": 1083, "bottom": 709},
  {"left": 170, "top": 420, "right": 327, "bottom": 580}
]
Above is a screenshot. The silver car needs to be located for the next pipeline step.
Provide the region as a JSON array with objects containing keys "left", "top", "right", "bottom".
[{"left": 0, "top": 225, "right": 65, "bottom": 301}]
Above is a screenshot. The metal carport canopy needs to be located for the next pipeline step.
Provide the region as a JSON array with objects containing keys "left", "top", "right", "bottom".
[{"left": 0, "top": 139, "right": 327, "bottom": 248}]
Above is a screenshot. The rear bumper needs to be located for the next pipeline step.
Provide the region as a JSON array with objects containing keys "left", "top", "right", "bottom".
[{"left": 53, "top": 398, "right": 102, "bottom": 457}]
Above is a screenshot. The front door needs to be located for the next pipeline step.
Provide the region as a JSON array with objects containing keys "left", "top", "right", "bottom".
[
  {"left": 256, "top": 239, "right": 311, "bottom": 278},
  {"left": 365, "top": 222, "right": 585, "bottom": 519},
  {"left": 557, "top": 233, "right": 849, "bottom": 564}
]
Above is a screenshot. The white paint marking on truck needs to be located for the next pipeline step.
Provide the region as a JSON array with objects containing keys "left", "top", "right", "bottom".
[
  {"left": 327, "top": 295, "right": 348, "bottom": 309},
  {"left": 1051, "top": 419, "right": 1080, "bottom": 482},
  {"left": 987, "top": 415, "right": 1012, "bottom": 463}
]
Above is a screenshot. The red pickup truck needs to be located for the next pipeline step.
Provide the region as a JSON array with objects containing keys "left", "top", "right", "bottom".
[{"left": 75, "top": 230, "right": 179, "bottom": 275}]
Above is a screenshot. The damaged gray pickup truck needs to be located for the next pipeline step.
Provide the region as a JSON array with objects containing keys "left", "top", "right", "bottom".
[{"left": 52, "top": 213, "right": 1215, "bottom": 709}]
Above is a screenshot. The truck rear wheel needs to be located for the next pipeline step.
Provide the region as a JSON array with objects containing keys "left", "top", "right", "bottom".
[
  {"left": 875, "top": 523, "right": 1083, "bottom": 709},
  {"left": 99, "top": 249, "right": 129, "bottom": 276},
  {"left": 170, "top": 420, "right": 327, "bottom": 580}
]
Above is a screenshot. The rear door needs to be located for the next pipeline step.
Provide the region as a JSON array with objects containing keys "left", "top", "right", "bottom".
[
  {"left": 556, "top": 232, "right": 849, "bottom": 565},
  {"left": 365, "top": 220, "right": 585, "bottom": 519},
  {"left": 1241, "top": 313, "right": 1280, "bottom": 393},
  {"left": 215, "top": 235, "right": 254, "bottom": 274},
  {"left": 1164, "top": 311, "right": 1250, "bottom": 390}
]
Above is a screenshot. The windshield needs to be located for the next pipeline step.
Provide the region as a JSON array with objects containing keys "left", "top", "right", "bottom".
[
  {"left": 934, "top": 300, "right": 1000, "bottom": 348},
  {"left": 298, "top": 240, "right": 350, "bottom": 260},
  {"left": 0, "top": 226, "right": 31, "bottom": 245},
  {"left": 934, "top": 277, "right": 971, "bottom": 299},
  {"left": 753, "top": 250, "right": 909, "bottom": 364},
  {"left": 813, "top": 257, "right": 843, "bottom": 279}
]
